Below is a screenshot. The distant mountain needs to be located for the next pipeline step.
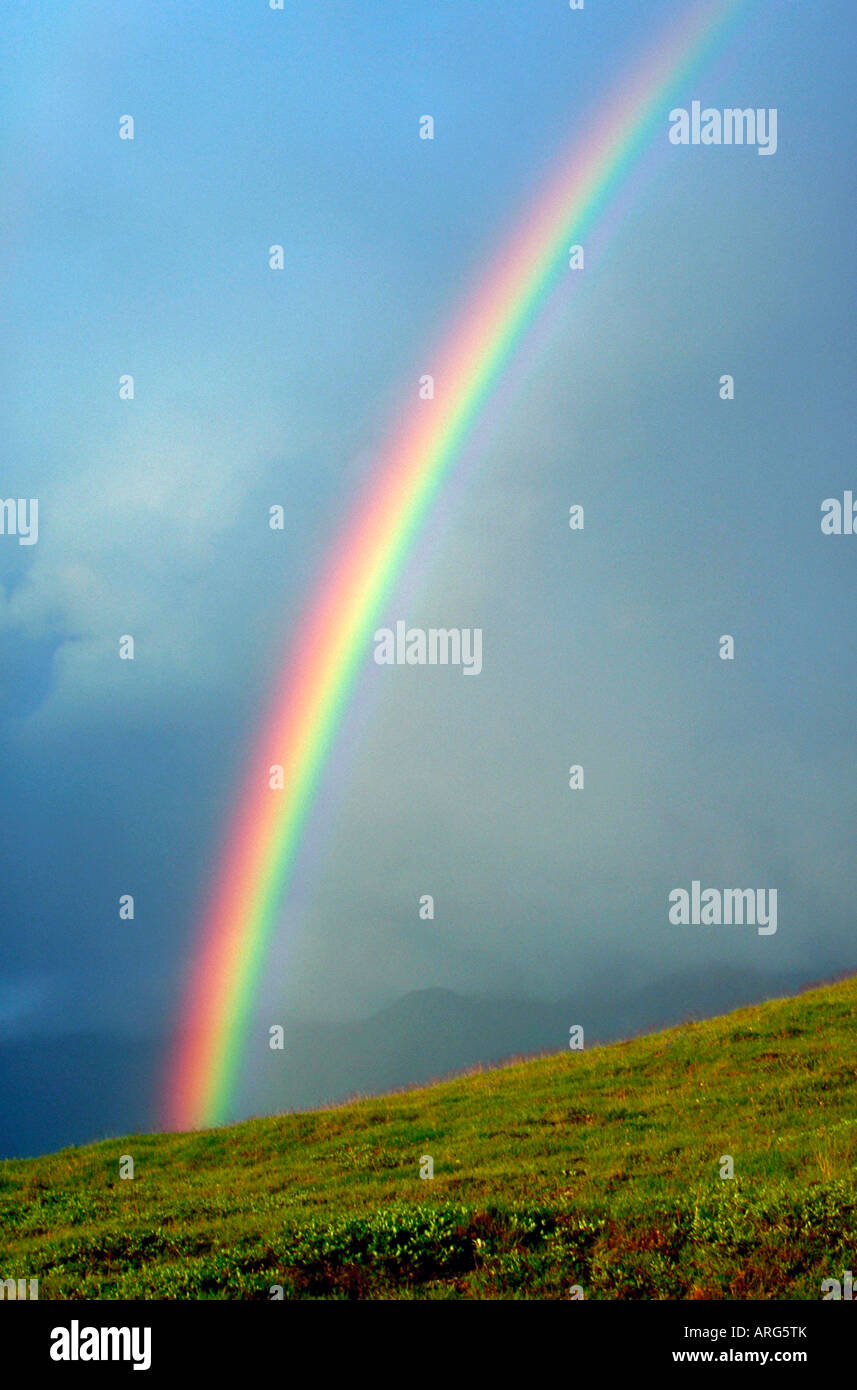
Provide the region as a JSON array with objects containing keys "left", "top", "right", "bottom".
[
  {"left": 251, "top": 965, "right": 811, "bottom": 1117},
  {"left": 0, "top": 962, "right": 816, "bottom": 1158},
  {"left": 4, "top": 974, "right": 856, "bottom": 1299}
]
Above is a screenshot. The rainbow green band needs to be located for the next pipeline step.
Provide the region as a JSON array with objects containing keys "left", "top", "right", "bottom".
[{"left": 166, "top": 0, "right": 747, "bottom": 1130}]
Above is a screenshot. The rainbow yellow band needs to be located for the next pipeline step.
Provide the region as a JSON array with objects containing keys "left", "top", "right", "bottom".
[{"left": 166, "top": 0, "right": 747, "bottom": 1131}]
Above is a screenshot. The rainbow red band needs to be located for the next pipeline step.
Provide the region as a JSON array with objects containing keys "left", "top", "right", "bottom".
[{"left": 165, "top": 0, "right": 746, "bottom": 1131}]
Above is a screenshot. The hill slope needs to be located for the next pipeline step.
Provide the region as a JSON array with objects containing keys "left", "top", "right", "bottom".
[
  {"left": 0, "top": 966, "right": 809, "bottom": 1159},
  {"left": 1, "top": 976, "right": 856, "bottom": 1299}
]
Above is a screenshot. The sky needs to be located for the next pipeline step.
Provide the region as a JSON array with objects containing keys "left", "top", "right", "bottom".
[{"left": 1, "top": 0, "right": 856, "bottom": 1155}]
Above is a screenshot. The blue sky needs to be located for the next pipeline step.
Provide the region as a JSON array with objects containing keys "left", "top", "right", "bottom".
[{"left": 1, "top": 0, "right": 856, "bottom": 1151}]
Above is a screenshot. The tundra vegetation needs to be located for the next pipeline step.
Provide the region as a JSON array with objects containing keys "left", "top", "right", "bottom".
[{"left": 0, "top": 977, "right": 855, "bottom": 1299}]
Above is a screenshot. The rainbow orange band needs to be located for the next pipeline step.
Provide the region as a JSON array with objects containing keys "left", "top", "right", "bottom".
[{"left": 166, "top": 0, "right": 747, "bottom": 1131}]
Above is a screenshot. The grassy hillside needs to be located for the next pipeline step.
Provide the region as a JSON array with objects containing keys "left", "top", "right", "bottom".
[{"left": 1, "top": 976, "right": 856, "bottom": 1299}]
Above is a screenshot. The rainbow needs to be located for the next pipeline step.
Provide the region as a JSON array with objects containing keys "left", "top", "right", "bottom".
[{"left": 166, "top": 0, "right": 746, "bottom": 1131}]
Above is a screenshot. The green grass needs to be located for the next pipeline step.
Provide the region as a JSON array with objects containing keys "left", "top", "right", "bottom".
[{"left": 2, "top": 976, "right": 856, "bottom": 1299}]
